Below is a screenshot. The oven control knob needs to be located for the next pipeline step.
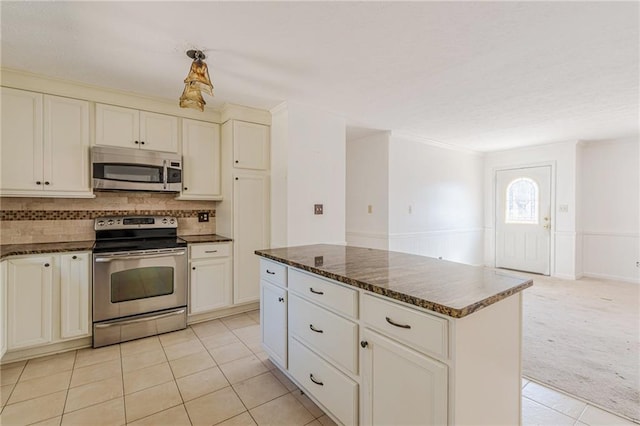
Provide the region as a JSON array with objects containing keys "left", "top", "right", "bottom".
[
  {"left": 169, "top": 219, "right": 175, "bottom": 224},
  {"left": 107, "top": 220, "right": 114, "bottom": 225},
  {"left": 97, "top": 220, "right": 105, "bottom": 227},
  {"left": 162, "top": 218, "right": 168, "bottom": 224}
]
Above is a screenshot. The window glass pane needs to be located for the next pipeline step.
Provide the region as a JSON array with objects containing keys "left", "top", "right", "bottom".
[
  {"left": 505, "top": 178, "right": 539, "bottom": 224},
  {"left": 111, "top": 266, "right": 174, "bottom": 303}
]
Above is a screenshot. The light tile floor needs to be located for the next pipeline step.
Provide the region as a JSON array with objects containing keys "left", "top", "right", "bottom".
[{"left": 0, "top": 311, "right": 637, "bottom": 426}]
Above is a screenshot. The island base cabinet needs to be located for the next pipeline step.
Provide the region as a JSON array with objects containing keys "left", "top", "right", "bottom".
[
  {"left": 289, "top": 337, "right": 358, "bottom": 426},
  {"left": 361, "top": 328, "right": 448, "bottom": 426},
  {"left": 261, "top": 280, "right": 287, "bottom": 368}
]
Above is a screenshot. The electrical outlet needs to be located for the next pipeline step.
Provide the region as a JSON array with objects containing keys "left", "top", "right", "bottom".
[
  {"left": 559, "top": 204, "right": 569, "bottom": 213},
  {"left": 198, "top": 212, "right": 209, "bottom": 222},
  {"left": 636, "top": 261, "right": 640, "bottom": 268},
  {"left": 314, "top": 204, "right": 323, "bottom": 215},
  {"left": 315, "top": 256, "right": 324, "bottom": 267}
]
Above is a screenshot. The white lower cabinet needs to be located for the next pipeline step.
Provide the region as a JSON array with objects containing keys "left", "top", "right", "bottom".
[
  {"left": 4, "top": 251, "right": 91, "bottom": 353},
  {"left": 289, "top": 337, "right": 358, "bottom": 426},
  {"left": 361, "top": 328, "right": 448, "bottom": 426},
  {"left": 59, "top": 252, "right": 91, "bottom": 339},
  {"left": 260, "top": 279, "right": 287, "bottom": 368},
  {"left": 189, "top": 243, "right": 233, "bottom": 315},
  {"left": 7, "top": 256, "right": 54, "bottom": 349}
]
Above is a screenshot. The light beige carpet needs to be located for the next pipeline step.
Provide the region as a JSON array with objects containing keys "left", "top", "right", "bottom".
[{"left": 519, "top": 273, "right": 640, "bottom": 422}]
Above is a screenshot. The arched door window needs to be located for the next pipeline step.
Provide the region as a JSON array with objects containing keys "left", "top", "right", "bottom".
[{"left": 505, "top": 177, "right": 539, "bottom": 224}]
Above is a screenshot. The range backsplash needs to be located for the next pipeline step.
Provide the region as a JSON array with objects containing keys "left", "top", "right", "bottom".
[{"left": 0, "top": 192, "right": 217, "bottom": 244}]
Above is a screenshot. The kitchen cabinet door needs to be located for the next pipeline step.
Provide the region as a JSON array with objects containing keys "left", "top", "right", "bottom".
[
  {"left": 95, "top": 104, "right": 139, "bottom": 149},
  {"left": 139, "top": 111, "right": 178, "bottom": 153},
  {"left": 261, "top": 279, "right": 287, "bottom": 368},
  {"left": 44, "top": 95, "right": 90, "bottom": 193},
  {"left": 181, "top": 119, "right": 221, "bottom": 199},
  {"left": 0, "top": 261, "right": 6, "bottom": 359},
  {"left": 7, "top": 256, "right": 54, "bottom": 350},
  {"left": 59, "top": 252, "right": 91, "bottom": 339},
  {"left": 360, "top": 328, "right": 448, "bottom": 426},
  {"left": 0, "top": 88, "right": 43, "bottom": 192},
  {"left": 233, "top": 173, "right": 269, "bottom": 304},
  {"left": 233, "top": 121, "right": 269, "bottom": 170},
  {"left": 190, "top": 257, "right": 232, "bottom": 314}
]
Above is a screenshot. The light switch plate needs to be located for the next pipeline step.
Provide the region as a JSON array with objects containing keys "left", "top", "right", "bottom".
[{"left": 559, "top": 204, "right": 569, "bottom": 213}]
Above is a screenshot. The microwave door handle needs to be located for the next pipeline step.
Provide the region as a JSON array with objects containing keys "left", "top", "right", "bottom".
[
  {"left": 163, "top": 160, "right": 168, "bottom": 190},
  {"left": 95, "top": 250, "right": 186, "bottom": 262}
]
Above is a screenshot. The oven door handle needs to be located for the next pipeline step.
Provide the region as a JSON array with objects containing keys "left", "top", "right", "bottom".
[
  {"left": 95, "top": 250, "right": 186, "bottom": 262},
  {"left": 94, "top": 309, "right": 186, "bottom": 328}
]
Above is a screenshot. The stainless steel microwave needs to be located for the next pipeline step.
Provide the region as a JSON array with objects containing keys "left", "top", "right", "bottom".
[{"left": 91, "top": 146, "right": 182, "bottom": 192}]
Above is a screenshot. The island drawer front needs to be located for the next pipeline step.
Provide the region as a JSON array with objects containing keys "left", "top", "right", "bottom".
[
  {"left": 190, "top": 243, "right": 231, "bottom": 259},
  {"left": 289, "top": 293, "right": 358, "bottom": 374},
  {"left": 260, "top": 259, "right": 287, "bottom": 287},
  {"left": 289, "top": 337, "right": 358, "bottom": 426},
  {"left": 362, "top": 294, "right": 448, "bottom": 359},
  {"left": 288, "top": 269, "right": 357, "bottom": 318}
]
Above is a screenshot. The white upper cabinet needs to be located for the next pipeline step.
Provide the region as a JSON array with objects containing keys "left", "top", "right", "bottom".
[
  {"left": 180, "top": 119, "right": 221, "bottom": 200},
  {"left": 96, "top": 104, "right": 178, "bottom": 153},
  {"left": 0, "top": 88, "right": 91, "bottom": 197},
  {"left": 232, "top": 120, "right": 269, "bottom": 170}
]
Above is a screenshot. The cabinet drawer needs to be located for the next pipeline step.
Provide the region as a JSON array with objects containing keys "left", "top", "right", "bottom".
[
  {"left": 288, "top": 269, "right": 357, "bottom": 318},
  {"left": 190, "top": 243, "right": 231, "bottom": 260},
  {"left": 289, "top": 294, "right": 358, "bottom": 374},
  {"left": 260, "top": 259, "right": 287, "bottom": 287},
  {"left": 362, "top": 294, "right": 448, "bottom": 359},
  {"left": 289, "top": 337, "right": 358, "bottom": 426}
]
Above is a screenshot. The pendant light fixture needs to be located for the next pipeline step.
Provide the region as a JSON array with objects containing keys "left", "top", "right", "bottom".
[{"left": 179, "top": 49, "right": 213, "bottom": 111}]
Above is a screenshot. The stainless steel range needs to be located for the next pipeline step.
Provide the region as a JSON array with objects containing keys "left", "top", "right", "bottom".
[{"left": 92, "top": 215, "right": 188, "bottom": 347}]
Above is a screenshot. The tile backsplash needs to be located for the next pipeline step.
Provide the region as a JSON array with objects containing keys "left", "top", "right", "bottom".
[{"left": 0, "top": 192, "right": 218, "bottom": 244}]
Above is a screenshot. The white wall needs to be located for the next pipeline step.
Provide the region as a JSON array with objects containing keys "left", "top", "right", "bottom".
[
  {"left": 387, "top": 135, "right": 485, "bottom": 265},
  {"left": 580, "top": 138, "right": 639, "bottom": 283},
  {"left": 271, "top": 102, "right": 346, "bottom": 247},
  {"left": 345, "top": 132, "right": 390, "bottom": 250},
  {"left": 484, "top": 141, "right": 580, "bottom": 278}
]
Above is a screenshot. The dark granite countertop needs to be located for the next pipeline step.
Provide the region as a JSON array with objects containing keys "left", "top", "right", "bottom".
[
  {"left": 1, "top": 241, "right": 96, "bottom": 260},
  {"left": 180, "top": 234, "right": 232, "bottom": 244},
  {"left": 255, "top": 244, "right": 533, "bottom": 319}
]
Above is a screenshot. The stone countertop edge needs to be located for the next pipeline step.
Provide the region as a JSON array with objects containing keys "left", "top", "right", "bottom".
[
  {"left": 255, "top": 249, "right": 533, "bottom": 319},
  {"left": 0, "top": 234, "right": 232, "bottom": 260},
  {"left": 1, "top": 241, "right": 96, "bottom": 260},
  {"left": 180, "top": 234, "right": 232, "bottom": 244}
]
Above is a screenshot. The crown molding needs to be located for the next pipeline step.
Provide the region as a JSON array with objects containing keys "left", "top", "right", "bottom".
[
  {"left": 221, "top": 103, "right": 271, "bottom": 125},
  {"left": 1, "top": 68, "right": 222, "bottom": 122},
  {"left": 390, "top": 131, "right": 483, "bottom": 156}
]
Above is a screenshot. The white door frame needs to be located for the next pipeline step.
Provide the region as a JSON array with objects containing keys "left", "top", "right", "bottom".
[{"left": 493, "top": 161, "right": 556, "bottom": 275}]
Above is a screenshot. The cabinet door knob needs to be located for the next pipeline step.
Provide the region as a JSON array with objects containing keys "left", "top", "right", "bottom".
[
  {"left": 278, "top": 297, "right": 284, "bottom": 302},
  {"left": 184, "top": 187, "right": 188, "bottom": 191},
  {"left": 235, "top": 177, "right": 239, "bottom": 181},
  {"left": 235, "top": 160, "right": 239, "bottom": 163},
  {"left": 141, "top": 141, "right": 145, "bottom": 145},
  {"left": 36, "top": 181, "right": 42, "bottom": 185},
  {"left": 134, "top": 140, "right": 139, "bottom": 144},
  {"left": 192, "top": 267, "right": 196, "bottom": 270},
  {"left": 44, "top": 181, "right": 50, "bottom": 185},
  {"left": 72, "top": 255, "right": 78, "bottom": 260},
  {"left": 44, "top": 263, "right": 50, "bottom": 267},
  {"left": 360, "top": 340, "right": 368, "bottom": 348}
]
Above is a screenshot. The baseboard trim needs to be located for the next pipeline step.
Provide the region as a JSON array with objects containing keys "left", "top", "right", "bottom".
[{"left": 581, "top": 272, "right": 640, "bottom": 284}]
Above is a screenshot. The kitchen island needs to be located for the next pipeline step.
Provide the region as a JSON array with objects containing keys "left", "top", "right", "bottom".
[{"left": 255, "top": 244, "right": 533, "bottom": 426}]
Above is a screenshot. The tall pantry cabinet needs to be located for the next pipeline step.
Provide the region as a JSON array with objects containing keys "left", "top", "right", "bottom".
[{"left": 217, "top": 120, "right": 270, "bottom": 305}]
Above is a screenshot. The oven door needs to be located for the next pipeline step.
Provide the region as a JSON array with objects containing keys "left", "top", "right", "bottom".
[{"left": 93, "top": 248, "right": 187, "bottom": 322}]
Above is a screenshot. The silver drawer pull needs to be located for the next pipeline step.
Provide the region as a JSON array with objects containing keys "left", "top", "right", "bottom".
[
  {"left": 385, "top": 316, "right": 411, "bottom": 329},
  {"left": 309, "top": 374, "right": 324, "bottom": 386},
  {"left": 309, "top": 287, "right": 324, "bottom": 295},
  {"left": 204, "top": 250, "right": 218, "bottom": 253},
  {"left": 266, "top": 270, "right": 276, "bottom": 275},
  {"left": 309, "top": 324, "right": 324, "bottom": 334}
]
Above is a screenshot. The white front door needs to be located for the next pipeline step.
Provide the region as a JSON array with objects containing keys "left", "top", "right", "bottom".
[{"left": 495, "top": 166, "right": 552, "bottom": 275}]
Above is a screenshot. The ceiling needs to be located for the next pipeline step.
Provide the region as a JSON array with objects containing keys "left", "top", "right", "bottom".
[{"left": 1, "top": 2, "right": 638, "bottom": 152}]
